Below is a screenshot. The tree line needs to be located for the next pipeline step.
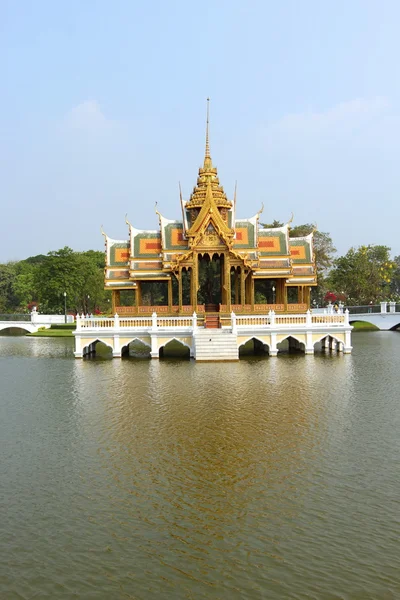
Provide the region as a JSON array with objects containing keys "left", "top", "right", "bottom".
[
  {"left": 0, "top": 228, "right": 399, "bottom": 314},
  {"left": 0, "top": 247, "right": 110, "bottom": 314}
]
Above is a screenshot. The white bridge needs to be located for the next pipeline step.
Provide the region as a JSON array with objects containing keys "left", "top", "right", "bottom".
[
  {"left": 74, "top": 310, "right": 353, "bottom": 361},
  {"left": 0, "top": 312, "right": 74, "bottom": 334},
  {"left": 346, "top": 301, "right": 400, "bottom": 331}
]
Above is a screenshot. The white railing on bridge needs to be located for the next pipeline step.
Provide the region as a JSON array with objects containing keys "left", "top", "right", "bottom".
[
  {"left": 346, "top": 301, "right": 398, "bottom": 315},
  {"left": 76, "top": 312, "right": 195, "bottom": 331},
  {"left": 76, "top": 310, "right": 349, "bottom": 333},
  {"left": 232, "top": 310, "right": 349, "bottom": 330}
]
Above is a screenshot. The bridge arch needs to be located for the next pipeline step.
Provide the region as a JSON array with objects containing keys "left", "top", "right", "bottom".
[
  {"left": 0, "top": 323, "right": 36, "bottom": 334},
  {"left": 82, "top": 338, "right": 114, "bottom": 355},
  {"left": 277, "top": 334, "right": 306, "bottom": 353},
  {"left": 158, "top": 337, "right": 192, "bottom": 358},
  {"left": 238, "top": 336, "right": 270, "bottom": 356},
  {"left": 121, "top": 337, "right": 151, "bottom": 357}
]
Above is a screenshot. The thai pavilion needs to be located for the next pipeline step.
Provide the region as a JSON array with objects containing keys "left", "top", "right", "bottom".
[{"left": 102, "top": 103, "right": 317, "bottom": 324}]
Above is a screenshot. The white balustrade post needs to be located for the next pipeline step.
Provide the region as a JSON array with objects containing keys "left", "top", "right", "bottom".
[
  {"left": 152, "top": 312, "right": 158, "bottom": 331},
  {"left": 389, "top": 301, "right": 396, "bottom": 314},
  {"left": 270, "top": 310, "right": 275, "bottom": 326},
  {"left": 344, "top": 309, "right": 350, "bottom": 326},
  {"left": 192, "top": 311, "right": 197, "bottom": 333},
  {"left": 231, "top": 311, "right": 237, "bottom": 334},
  {"left": 306, "top": 309, "right": 312, "bottom": 326},
  {"left": 31, "top": 309, "right": 38, "bottom": 325},
  {"left": 380, "top": 301, "right": 387, "bottom": 313},
  {"left": 114, "top": 313, "right": 120, "bottom": 330},
  {"left": 76, "top": 313, "right": 81, "bottom": 331}
]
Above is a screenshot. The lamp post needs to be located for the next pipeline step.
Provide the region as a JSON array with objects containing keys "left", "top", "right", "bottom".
[
  {"left": 63, "top": 291, "right": 67, "bottom": 324},
  {"left": 272, "top": 285, "right": 276, "bottom": 305}
]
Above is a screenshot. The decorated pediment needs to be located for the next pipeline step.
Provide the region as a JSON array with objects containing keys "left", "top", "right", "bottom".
[{"left": 198, "top": 223, "right": 226, "bottom": 248}]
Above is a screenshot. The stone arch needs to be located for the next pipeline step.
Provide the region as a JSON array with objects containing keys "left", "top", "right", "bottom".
[
  {"left": 277, "top": 334, "right": 306, "bottom": 353},
  {"left": 82, "top": 338, "right": 113, "bottom": 355},
  {"left": 121, "top": 337, "right": 151, "bottom": 351},
  {"left": 313, "top": 333, "right": 343, "bottom": 347},
  {"left": 0, "top": 323, "right": 35, "bottom": 334},
  {"left": 158, "top": 337, "right": 191, "bottom": 358},
  {"left": 348, "top": 318, "right": 378, "bottom": 330},
  {"left": 121, "top": 337, "right": 151, "bottom": 358},
  {"left": 238, "top": 336, "right": 270, "bottom": 356},
  {"left": 158, "top": 337, "right": 192, "bottom": 351}
]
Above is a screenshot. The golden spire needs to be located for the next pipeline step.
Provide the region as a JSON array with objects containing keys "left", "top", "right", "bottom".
[{"left": 205, "top": 97, "right": 210, "bottom": 160}]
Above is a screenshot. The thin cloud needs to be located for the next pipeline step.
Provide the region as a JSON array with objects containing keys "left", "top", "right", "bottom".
[
  {"left": 62, "top": 100, "right": 111, "bottom": 132},
  {"left": 266, "top": 97, "right": 391, "bottom": 146}
]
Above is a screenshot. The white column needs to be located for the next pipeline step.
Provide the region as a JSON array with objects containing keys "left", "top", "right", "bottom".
[
  {"left": 389, "top": 301, "right": 396, "bottom": 314},
  {"left": 74, "top": 336, "right": 83, "bottom": 358},
  {"left": 150, "top": 334, "right": 159, "bottom": 358},
  {"left": 344, "top": 330, "right": 352, "bottom": 354},
  {"left": 269, "top": 332, "right": 278, "bottom": 357},
  {"left": 305, "top": 330, "right": 314, "bottom": 355},
  {"left": 380, "top": 302, "right": 387, "bottom": 313},
  {"left": 113, "top": 335, "right": 121, "bottom": 357}
]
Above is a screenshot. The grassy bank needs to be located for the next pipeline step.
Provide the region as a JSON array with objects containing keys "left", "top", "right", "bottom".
[{"left": 28, "top": 323, "right": 76, "bottom": 337}]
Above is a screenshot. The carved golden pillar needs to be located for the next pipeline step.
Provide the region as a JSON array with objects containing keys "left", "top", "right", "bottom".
[
  {"left": 168, "top": 277, "right": 172, "bottom": 311},
  {"left": 136, "top": 283, "right": 141, "bottom": 307},
  {"left": 112, "top": 290, "right": 120, "bottom": 313},
  {"left": 241, "top": 269, "right": 246, "bottom": 307},
  {"left": 277, "top": 279, "right": 284, "bottom": 304},
  {"left": 304, "top": 286, "right": 310, "bottom": 307},
  {"left": 178, "top": 269, "right": 183, "bottom": 312},
  {"left": 191, "top": 256, "right": 198, "bottom": 310},
  {"left": 283, "top": 284, "right": 288, "bottom": 311},
  {"left": 251, "top": 275, "right": 255, "bottom": 310},
  {"left": 234, "top": 269, "right": 239, "bottom": 305},
  {"left": 225, "top": 253, "right": 231, "bottom": 311}
]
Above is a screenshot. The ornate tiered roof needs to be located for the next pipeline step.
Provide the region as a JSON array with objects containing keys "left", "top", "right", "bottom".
[{"left": 103, "top": 101, "right": 317, "bottom": 291}]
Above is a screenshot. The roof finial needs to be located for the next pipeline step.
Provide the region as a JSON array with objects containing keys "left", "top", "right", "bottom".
[{"left": 205, "top": 97, "right": 210, "bottom": 159}]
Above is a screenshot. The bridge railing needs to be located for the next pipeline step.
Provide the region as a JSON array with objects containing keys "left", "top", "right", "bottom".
[
  {"left": 0, "top": 313, "right": 31, "bottom": 321},
  {"left": 75, "top": 311, "right": 351, "bottom": 333},
  {"left": 76, "top": 313, "right": 195, "bottom": 331},
  {"left": 347, "top": 305, "right": 382, "bottom": 314},
  {"left": 234, "top": 311, "right": 348, "bottom": 328},
  {"left": 346, "top": 302, "right": 399, "bottom": 315}
]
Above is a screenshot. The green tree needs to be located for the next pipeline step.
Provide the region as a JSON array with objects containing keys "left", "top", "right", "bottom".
[
  {"left": 389, "top": 255, "right": 400, "bottom": 299},
  {"left": 0, "top": 262, "right": 18, "bottom": 312},
  {"left": 260, "top": 221, "right": 336, "bottom": 303},
  {"left": 328, "top": 245, "right": 395, "bottom": 304},
  {"left": 12, "top": 260, "right": 38, "bottom": 310}
]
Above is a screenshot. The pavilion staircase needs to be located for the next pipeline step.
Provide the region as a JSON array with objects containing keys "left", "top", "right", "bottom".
[
  {"left": 194, "top": 328, "right": 239, "bottom": 361},
  {"left": 204, "top": 304, "right": 220, "bottom": 329}
]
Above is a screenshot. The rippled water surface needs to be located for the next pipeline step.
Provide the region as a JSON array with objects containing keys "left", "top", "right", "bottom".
[{"left": 1, "top": 334, "right": 400, "bottom": 599}]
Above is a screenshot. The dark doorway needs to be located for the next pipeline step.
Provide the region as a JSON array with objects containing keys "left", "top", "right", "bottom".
[{"left": 198, "top": 253, "right": 223, "bottom": 306}]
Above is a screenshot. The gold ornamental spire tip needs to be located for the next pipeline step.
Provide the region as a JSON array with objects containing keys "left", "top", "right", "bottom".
[{"left": 205, "top": 97, "right": 210, "bottom": 159}]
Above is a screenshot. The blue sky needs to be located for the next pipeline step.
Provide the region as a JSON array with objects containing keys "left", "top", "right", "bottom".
[{"left": 1, "top": 0, "right": 400, "bottom": 261}]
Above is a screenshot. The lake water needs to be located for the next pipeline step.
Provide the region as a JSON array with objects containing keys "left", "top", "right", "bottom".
[{"left": 1, "top": 333, "right": 399, "bottom": 599}]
